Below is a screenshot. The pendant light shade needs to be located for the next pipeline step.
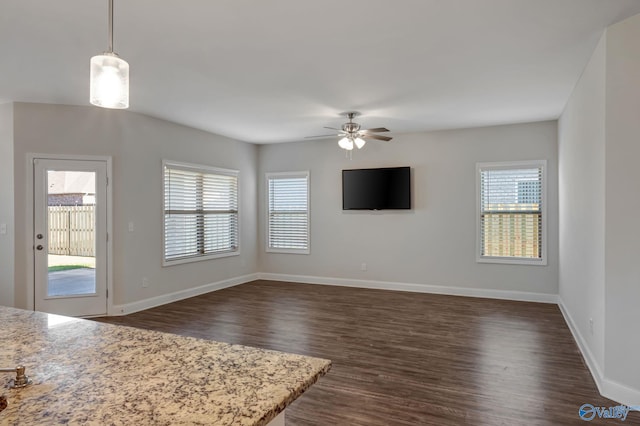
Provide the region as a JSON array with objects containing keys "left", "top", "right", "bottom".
[
  {"left": 90, "top": 0, "right": 129, "bottom": 109},
  {"left": 354, "top": 137, "right": 366, "bottom": 149},
  {"left": 90, "top": 53, "right": 129, "bottom": 109}
]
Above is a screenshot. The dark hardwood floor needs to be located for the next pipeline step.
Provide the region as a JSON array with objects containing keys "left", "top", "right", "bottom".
[{"left": 95, "top": 281, "right": 639, "bottom": 425}]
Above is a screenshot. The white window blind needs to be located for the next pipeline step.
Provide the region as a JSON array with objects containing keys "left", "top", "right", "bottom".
[
  {"left": 477, "top": 161, "right": 546, "bottom": 264},
  {"left": 163, "top": 161, "right": 239, "bottom": 264},
  {"left": 267, "top": 172, "right": 309, "bottom": 254}
]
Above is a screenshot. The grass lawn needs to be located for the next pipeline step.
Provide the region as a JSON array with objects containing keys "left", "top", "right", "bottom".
[{"left": 48, "top": 265, "right": 90, "bottom": 272}]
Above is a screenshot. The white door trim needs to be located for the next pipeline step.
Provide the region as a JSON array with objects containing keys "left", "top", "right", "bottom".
[{"left": 26, "top": 153, "right": 113, "bottom": 316}]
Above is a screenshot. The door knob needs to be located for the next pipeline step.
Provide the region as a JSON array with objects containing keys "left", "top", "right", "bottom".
[{"left": 36, "top": 245, "right": 43, "bottom": 251}]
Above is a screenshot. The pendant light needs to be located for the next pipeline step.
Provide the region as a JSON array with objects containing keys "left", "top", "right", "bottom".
[{"left": 90, "top": 0, "right": 129, "bottom": 109}]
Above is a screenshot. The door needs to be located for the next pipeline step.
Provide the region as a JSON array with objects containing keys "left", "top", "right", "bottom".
[{"left": 34, "top": 158, "right": 108, "bottom": 317}]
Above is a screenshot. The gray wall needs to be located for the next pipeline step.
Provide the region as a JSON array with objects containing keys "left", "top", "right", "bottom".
[
  {"left": 8, "top": 104, "right": 558, "bottom": 309},
  {"left": 258, "top": 121, "right": 559, "bottom": 296},
  {"left": 12, "top": 102, "right": 258, "bottom": 309},
  {"left": 559, "top": 11, "right": 640, "bottom": 404},
  {"left": 558, "top": 35, "right": 606, "bottom": 372},
  {"left": 0, "top": 103, "right": 14, "bottom": 306},
  {"left": 604, "top": 14, "right": 640, "bottom": 395}
]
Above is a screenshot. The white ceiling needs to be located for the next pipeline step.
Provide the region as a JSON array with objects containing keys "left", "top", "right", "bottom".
[{"left": 2, "top": 0, "right": 640, "bottom": 144}]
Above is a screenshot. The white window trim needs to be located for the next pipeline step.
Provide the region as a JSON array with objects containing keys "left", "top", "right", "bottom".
[
  {"left": 476, "top": 160, "right": 547, "bottom": 266},
  {"left": 266, "top": 171, "right": 310, "bottom": 255},
  {"left": 162, "top": 160, "right": 240, "bottom": 267}
]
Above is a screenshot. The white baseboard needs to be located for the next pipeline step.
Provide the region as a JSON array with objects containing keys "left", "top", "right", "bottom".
[
  {"left": 109, "top": 272, "right": 556, "bottom": 317},
  {"left": 257, "top": 273, "right": 558, "bottom": 304},
  {"left": 110, "top": 273, "right": 260, "bottom": 316},
  {"left": 600, "top": 378, "right": 640, "bottom": 408},
  {"left": 557, "top": 298, "right": 604, "bottom": 386},
  {"left": 558, "top": 297, "right": 640, "bottom": 407}
]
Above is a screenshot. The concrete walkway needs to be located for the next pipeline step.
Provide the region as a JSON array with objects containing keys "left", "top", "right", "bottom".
[{"left": 48, "top": 268, "right": 96, "bottom": 296}]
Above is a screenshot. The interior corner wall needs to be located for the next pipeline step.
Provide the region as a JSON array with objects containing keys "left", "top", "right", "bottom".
[
  {"left": 604, "top": 13, "right": 640, "bottom": 400},
  {"left": 559, "top": 12, "right": 640, "bottom": 405},
  {"left": 258, "top": 121, "right": 559, "bottom": 297},
  {"left": 557, "top": 34, "right": 606, "bottom": 373},
  {"left": 12, "top": 102, "right": 258, "bottom": 310},
  {"left": 0, "top": 103, "right": 15, "bottom": 307}
]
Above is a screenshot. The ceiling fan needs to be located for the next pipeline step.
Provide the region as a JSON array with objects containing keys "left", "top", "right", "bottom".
[{"left": 306, "top": 112, "right": 392, "bottom": 151}]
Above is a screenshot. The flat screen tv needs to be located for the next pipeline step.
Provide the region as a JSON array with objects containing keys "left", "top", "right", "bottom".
[{"left": 342, "top": 166, "right": 411, "bottom": 210}]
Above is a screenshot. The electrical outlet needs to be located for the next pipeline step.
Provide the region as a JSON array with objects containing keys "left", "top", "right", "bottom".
[
  {"left": 142, "top": 277, "right": 149, "bottom": 288},
  {"left": 361, "top": 262, "right": 367, "bottom": 271},
  {"left": 0, "top": 224, "right": 6, "bottom": 235},
  {"left": 128, "top": 222, "right": 134, "bottom": 232},
  {"left": 589, "top": 318, "right": 594, "bottom": 335}
]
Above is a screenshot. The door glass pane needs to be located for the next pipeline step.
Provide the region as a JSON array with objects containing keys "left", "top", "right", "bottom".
[{"left": 46, "top": 171, "right": 97, "bottom": 297}]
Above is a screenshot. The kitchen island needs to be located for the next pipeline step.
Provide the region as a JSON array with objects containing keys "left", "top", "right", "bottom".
[{"left": 0, "top": 306, "right": 330, "bottom": 425}]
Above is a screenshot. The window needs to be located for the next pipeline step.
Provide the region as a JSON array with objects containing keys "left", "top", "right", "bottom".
[
  {"left": 477, "top": 160, "right": 546, "bottom": 265},
  {"left": 266, "top": 171, "right": 310, "bottom": 254},
  {"left": 163, "top": 161, "right": 239, "bottom": 265}
]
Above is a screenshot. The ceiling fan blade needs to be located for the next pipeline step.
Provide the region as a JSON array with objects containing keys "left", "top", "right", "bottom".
[
  {"left": 360, "top": 127, "right": 390, "bottom": 133},
  {"left": 363, "top": 134, "right": 393, "bottom": 142},
  {"left": 304, "top": 134, "right": 338, "bottom": 139},
  {"left": 323, "top": 126, "right": 342, "bottom": 131}
]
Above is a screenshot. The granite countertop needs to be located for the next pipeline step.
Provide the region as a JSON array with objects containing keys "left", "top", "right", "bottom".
[{"left": 0, "top": 307, "right": 331, "bottom": 425}]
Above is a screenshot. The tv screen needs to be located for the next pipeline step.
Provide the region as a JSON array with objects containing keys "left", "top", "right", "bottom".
[{"left": 342, "top": 167, "right": 411, "bottom": 210}]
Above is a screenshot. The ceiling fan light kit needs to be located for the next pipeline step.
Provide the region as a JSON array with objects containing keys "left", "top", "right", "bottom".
[
  {"left": 90, "top": 0, "right": 129, "bottom": 109},
  {"left": 338, "top": 136, "right": 366, "bottom": 151}
]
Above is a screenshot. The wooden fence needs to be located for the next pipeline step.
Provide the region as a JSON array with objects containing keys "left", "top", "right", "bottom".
[
  {"left": 48, "top": 206, "right": 95, "bottom": 257},
  {"left": 481, "top": 212, "right": 541, "bottom": 258}
]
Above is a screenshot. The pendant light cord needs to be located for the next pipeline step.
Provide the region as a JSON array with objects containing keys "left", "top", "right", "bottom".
[{"left": 108, "top": 0, "right": 114, "bottom": 54}]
